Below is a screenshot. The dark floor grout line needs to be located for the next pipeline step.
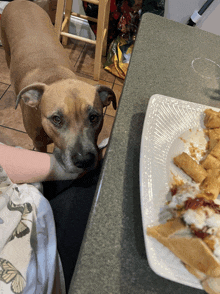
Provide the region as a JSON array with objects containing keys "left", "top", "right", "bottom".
[
  {"left": 103, "top": 106, "right": 107, "bottom": 116},
  {"left": 71, "top": 44, "right": 116, "bottom": 84},
  {"left": 102, "top": 74, "right": 123, "bottom": 86},
  {"left": 0, "top": 124, "right": 26, "bottom": 134},
  {"left": 0, "top": 81, "right": 10, "bottom": 86},
  {"left": 103, "top": 113, "right": 115, "bottom": 119},
  {"left": 75, "top": 71, "right": 93, "bottom": 80},
  {"left": 73, "top": 43, "right": 87, "bottom": 68},
  {"left": 112, "top": 79, "right": 116, "bottom": 89},
  {"left": 112, "top": 76, "right": 116, "bottom": 88},
  {"left": 76, "top": 70, "right": 116, "bottom": 86},
  {"left": 0, "top": 84, "right": 11, "bottom": 100},
  {"left": 113, "top": 78, "right": 125, "bottom": 87}
]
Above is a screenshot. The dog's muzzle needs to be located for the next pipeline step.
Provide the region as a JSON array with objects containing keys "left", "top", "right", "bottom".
[
  {"left": 53, "top": 146, "right": 98, "bottom": 173},
  {"left": 72, "top": 151, "right": 96, "bottom": 169}
]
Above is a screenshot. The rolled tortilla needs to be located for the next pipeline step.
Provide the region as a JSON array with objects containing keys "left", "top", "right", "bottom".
[
  {"left": 184, "top": 263, "right": 207, "bottom": 281},
  {"left": 147, "top": 218, "right": 220, "bottom": 277},
  {"left": 199, "top": 175, "right": 220, "bottom": 200},
  {"left": 202, "top": 277, "right": 220, "bottom": 294},
  {"left": 206, "top": 128, "right": 220, "bottom": 150},
  {"left": 202, "top": 154, "right": 220, "bottom": 170},
  {"left": 207, "top": 169, "right": 220, "bottom": 189},
  {"left": 204, "top": 109, "right": 220, "bottom": 129},
  {"left": 209, "top": 141, "right": 220, "bottom": 160},
  {"left": 173, "top": 152, "right": 207, "bottom": 183}
]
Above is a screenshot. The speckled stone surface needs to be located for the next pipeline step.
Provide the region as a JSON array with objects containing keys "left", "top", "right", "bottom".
[{"left": 68, "top": 13, "right": 220, "bottom": 294}]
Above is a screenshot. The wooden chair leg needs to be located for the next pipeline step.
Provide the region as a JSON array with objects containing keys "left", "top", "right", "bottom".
[
  {"left": 62, "top": 0, "right": 73, "bottom": 46},
  {"left": 54, "top": 0, "right": 65, "bottom": 38},
  {"left": 55, "top": 0, "right": 110, "bottom": 81},
  {"left": 102, "top": 0, "right": 110, "bottom": 56},
  {"left": 94, "top": 0, "right": 109, "bottom": 80}
]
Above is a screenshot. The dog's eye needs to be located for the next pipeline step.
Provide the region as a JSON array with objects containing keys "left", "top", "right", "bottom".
[
  {"left": 89, "top": 114, "right": 99, "bottom": 124},
  {"left": 51, "top": 115, "right": 62, "bottom": 126}
]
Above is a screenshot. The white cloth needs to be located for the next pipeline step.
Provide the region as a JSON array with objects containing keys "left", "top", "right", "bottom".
[{"left": 0, "top": 165, "right": 66, "bottom": 294}]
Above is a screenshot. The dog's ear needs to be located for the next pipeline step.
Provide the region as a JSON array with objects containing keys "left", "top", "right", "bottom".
[
  {"left": 96, "top": 85, "right": 117, "bottom": 110},
  {"left": 15, "top": 83, "right": 47, "bottom": 110}
]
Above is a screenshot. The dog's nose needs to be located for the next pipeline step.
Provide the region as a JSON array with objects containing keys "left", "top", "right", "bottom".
[{"left": 73, "top": 152, "right": 96, "bottom": 169}]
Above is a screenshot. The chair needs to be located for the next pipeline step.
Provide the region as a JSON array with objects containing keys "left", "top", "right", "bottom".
[{"left": 54, "top": 0, "right": 111, "bottom": 81}]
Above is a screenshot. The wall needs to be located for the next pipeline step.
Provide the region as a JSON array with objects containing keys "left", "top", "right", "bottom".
[
  {"left": 164, "top": 0, "right": 220, "bottom": 36},
  {"left": 70, "top": 0, "right": 95, "bottom": 40}
]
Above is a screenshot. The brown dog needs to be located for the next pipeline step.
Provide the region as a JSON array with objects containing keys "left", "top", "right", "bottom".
[{"left": 1, "top": 0, "right": 116, "bottom": 174}]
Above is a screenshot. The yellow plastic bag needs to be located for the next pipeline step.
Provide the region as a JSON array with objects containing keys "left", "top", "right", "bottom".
[{"left": 104, "top": 36, "right": 134, "bottom": 80}]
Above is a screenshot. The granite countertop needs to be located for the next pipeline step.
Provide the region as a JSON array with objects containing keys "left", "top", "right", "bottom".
[{"left": 69, "top": 13, "right": 220, "bottom": 294}]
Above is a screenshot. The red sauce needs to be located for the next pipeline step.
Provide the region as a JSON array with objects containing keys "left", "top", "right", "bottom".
[
  {"left": 184, "top": 197, "right": 220, "bottom": 214},
  {"left": 170, "top": 185, "right": 178, "bottom": 196},
  {"left": 190, "top": 226, "right": 209, "bottom": 239},
  {"left": 183, "top": 197, "right": 220, "bottom": 239}
]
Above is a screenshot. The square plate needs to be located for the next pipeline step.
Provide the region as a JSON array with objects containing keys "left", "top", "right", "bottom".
[{"left": 139, "top": 94, "right": 220, "bottom": 289}]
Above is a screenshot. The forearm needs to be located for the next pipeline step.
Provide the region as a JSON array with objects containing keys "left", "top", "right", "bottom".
[{"left": 0, "top": 144, "right": 79, "bottom": 183}]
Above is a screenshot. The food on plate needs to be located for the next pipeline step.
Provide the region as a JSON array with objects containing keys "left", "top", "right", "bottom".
[
  {"left": 202, "top": 141, "right": 220, "bottom": 170},
  {"left": 147, "top": 183, "right": 220, "bottom": 294},
  {"left": 147, "top": 214, "right": 220, "bottom": 277},
  {"left": 147, "top": 108, "right": 220, "bottom": 294},
  {"left": 207, "top": 169, "right": 220, "bottom": 184},
  {"left": 199, "top": 175, "right": 220, "bottom": 200},
  {"left": 173, "top": 152, "right": 207, "bottom": 183},
  {"left": 204, "top": 109, "right": 220, "bottom": 129},
  {"left": 201, "top": 154, "right": 220, "bottom": 170},
  {"left": 205, "top": 128, "right": 220, "bottom": 150}
]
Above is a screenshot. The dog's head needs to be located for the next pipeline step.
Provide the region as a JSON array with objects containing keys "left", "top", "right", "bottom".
[{"left": 16, "top": 79, "right": 117, "bottom": 173}]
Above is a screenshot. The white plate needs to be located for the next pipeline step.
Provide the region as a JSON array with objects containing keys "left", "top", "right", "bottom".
[{"left": 140, "top": 94, "right": 220, "bottom": 289}]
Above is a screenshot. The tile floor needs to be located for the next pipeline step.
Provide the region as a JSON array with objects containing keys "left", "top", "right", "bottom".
[{"left": 0, "top": 40, "right": 124, "bottom": 153}]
